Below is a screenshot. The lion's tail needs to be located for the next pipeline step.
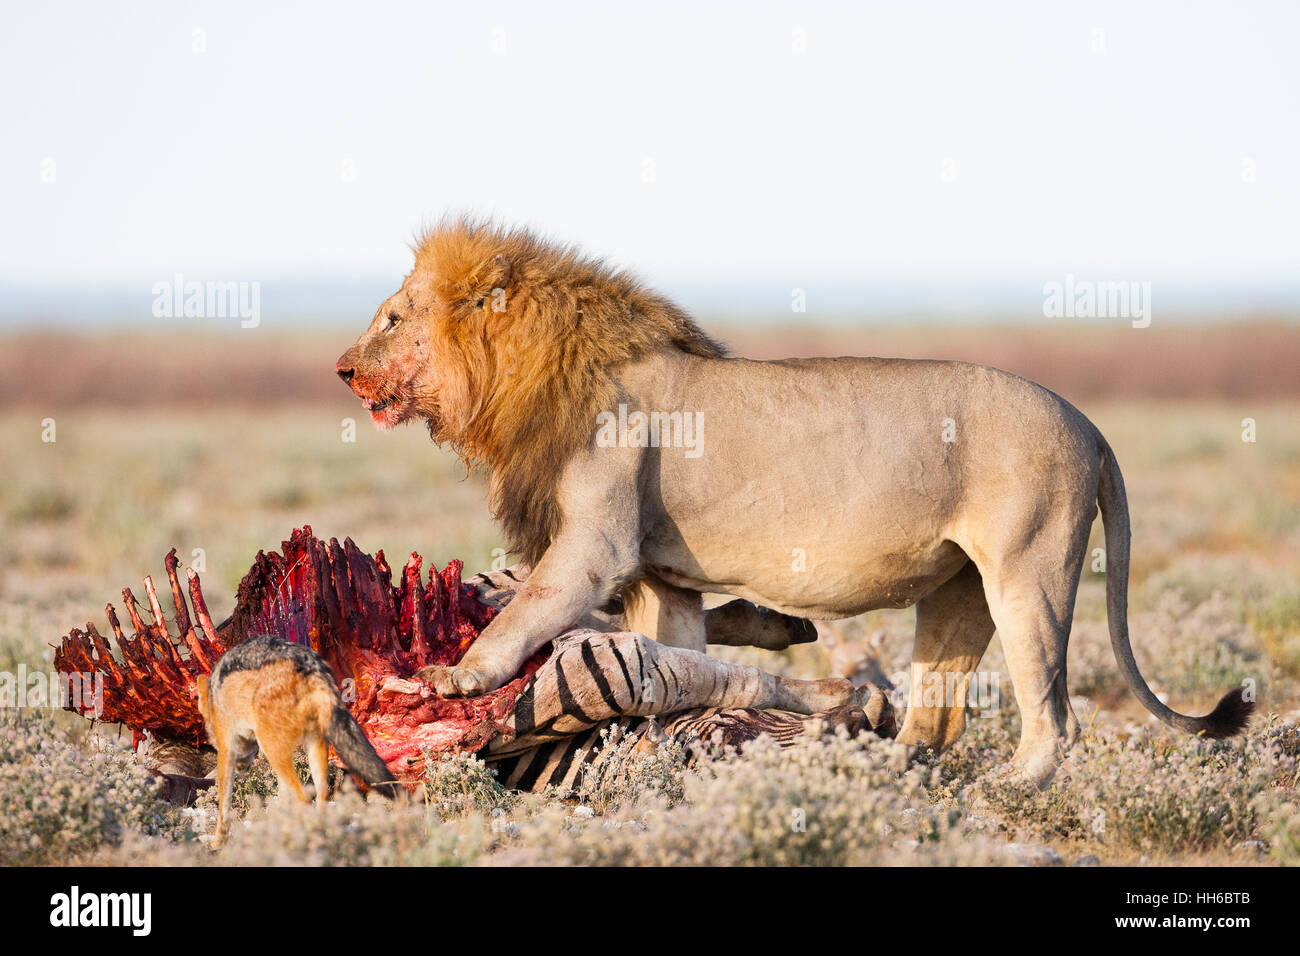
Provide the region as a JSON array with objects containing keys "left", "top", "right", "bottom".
[{"left": 1097, "top": 438, "right": 1254, "bottom": 738}]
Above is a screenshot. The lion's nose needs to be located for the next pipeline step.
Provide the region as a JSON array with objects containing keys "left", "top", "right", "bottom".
[{"left": 336, "top": 364, "right": 355, "bottom": 385}]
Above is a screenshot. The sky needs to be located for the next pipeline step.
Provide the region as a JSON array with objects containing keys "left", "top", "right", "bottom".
[{"left": 1, "top": 1, "right": 1298, "bottom": 324}]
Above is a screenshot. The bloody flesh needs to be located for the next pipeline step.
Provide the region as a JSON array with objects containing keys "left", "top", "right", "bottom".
[{"left": 52, "top": 527, "right": 547, "bottom": 779}]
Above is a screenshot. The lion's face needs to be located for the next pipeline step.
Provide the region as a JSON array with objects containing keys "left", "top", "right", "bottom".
[
  {"left": 337, "top": 249, "right": 514, "bottom": 438},
  {"left": 335, "top": 274, "right": 442, "bottom": 432}
]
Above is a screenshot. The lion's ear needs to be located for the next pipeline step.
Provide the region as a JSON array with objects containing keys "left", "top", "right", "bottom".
[
  {"left": 480, "top": 254, "right": 512, "bottom": 294},
  {"left": 468, "top": 254, "right": 512, "bottom": 311}
]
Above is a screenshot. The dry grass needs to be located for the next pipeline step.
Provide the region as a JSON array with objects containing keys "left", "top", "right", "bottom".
[
  {"left": 1, "top": 323, "right": 1297, "bottom": 866},
  {"left": 1, "top": 321, "right": 1296, "bottom": 411}
]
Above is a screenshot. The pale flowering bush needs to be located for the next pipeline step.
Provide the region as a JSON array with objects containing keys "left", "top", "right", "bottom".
[
  {"left": 422, "top": 749, "right": 520, "bottom": 819},
  {"left": 1065, "top": 591, "right": 1261, "bottom": 704},
  {"left": 569, "top": 722, "right": 690, "bottom": 813},
  {"left": 923, "top": 720, "right": 1018, "bottom": 796},
  {"left": 1263, "top": 802, "right": 1300, "bottom": 866},
  {"left": 1266, "top": 720, "right": 1300, "bottom": 782},
  {"left": 0, "top": 710, "right": 171, "bottom": 864},
  {"left": 682, "top": 731, "right": 924, "bottom": 866},
  {"left": 146, "top": 713, "right": 1297, "bottom": 867},
  {"left": 206, "top": 791, "right": 489, "bottom": 866},
  {"left": 962, "top": 722, "right": 1294, "bottom": 856},
  {"left": 113, "top": 789, "right": 491, "bottom": 866},
  {"left": 494, "top": 730, "right": 985, "bottom": 866},
  {"left": 1255, "top": 721, "right": 1300, "bottom": 865},
  {"left": 1138, "top": 591, "right": 1263, "bottom": 699}
]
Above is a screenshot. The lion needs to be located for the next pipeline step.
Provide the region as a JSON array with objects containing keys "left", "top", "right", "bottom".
[{"left": 335, "top": 217, "right": 1254, "bottom": 787}]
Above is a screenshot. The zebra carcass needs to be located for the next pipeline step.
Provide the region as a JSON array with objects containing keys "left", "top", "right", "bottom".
[{"left": 52, "top": 527, "right": 895, "bottom": 799}]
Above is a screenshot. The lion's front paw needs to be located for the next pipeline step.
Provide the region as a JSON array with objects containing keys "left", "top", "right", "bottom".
[{"left": 415, "top": 664, "right": 497, "bottom": 698}]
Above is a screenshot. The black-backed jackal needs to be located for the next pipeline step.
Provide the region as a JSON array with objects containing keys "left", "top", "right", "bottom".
[{"left": 195, "top": 634, "right": 403, "bottom": 848}]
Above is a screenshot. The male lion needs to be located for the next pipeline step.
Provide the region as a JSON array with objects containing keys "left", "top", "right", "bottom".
[{"left": 335, "top": 217, "right": 1253, "bottom": 787}]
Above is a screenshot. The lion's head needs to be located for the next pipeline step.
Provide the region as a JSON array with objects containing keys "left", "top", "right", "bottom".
[
  {"left": 336, "top": 217, "right": 725, "bottom": 565},
  {"left": 331, "top": 257, "right": 489, "bottom": 437}
]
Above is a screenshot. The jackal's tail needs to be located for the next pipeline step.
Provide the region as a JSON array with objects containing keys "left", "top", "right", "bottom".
[{"left": 322, "top": 702, "right": 404, "bottom": 800}]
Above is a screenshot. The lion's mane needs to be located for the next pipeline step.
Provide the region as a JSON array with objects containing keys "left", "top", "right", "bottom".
[{"left": 415, "top": 218, "right": 726, "bottom": 567}]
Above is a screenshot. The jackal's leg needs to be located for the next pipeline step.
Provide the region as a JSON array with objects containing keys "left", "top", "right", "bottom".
[
  {"left": 261, "top": 735, "right": 310, "bottom": 804},
  {"left": 305, "top": 735, "right": 331, "bottom": 809},
  {"left": 213, "top": 736, "right": 235, "bottom": 849}
]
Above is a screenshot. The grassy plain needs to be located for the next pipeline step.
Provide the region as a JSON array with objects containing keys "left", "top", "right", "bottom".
[{"left": 1, "top": 323, "right": 1296, "bottom": 865}]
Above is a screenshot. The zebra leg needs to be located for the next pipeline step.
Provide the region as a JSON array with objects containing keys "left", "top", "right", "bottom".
[
  {"left": 657, "top": 702, "right": 895, "bottom": 752},
  {"left": 491, "top": 631, "right": 865, "bottom": 755}
]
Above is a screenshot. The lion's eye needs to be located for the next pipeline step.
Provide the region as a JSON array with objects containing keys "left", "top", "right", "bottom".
[
  {"left": 386, "top": 313, "right": 402, "bottom": 331},
  {"left": 474, "top": 298, "right": 485, "bottom": 309}
]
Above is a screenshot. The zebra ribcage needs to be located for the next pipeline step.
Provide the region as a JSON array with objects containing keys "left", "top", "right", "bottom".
[
  {"left": 484, "top": 707, "right": 820, "bottom": 794},
  {"left": 486, "top": 717, "right": 641, "bottom": 793}
]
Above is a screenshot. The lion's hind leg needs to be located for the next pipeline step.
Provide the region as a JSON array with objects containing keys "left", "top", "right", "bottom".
[
  {"left": 897, "top": 560, "right": 996, "bottom": 753},
  {"left": 970, "top": 520, "right": 1090, "bottom": 789}
]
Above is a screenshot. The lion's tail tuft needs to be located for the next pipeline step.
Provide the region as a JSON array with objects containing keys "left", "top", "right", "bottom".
[{"left": 1194, "top": 689, "right": 1256, "bottom": 739}]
